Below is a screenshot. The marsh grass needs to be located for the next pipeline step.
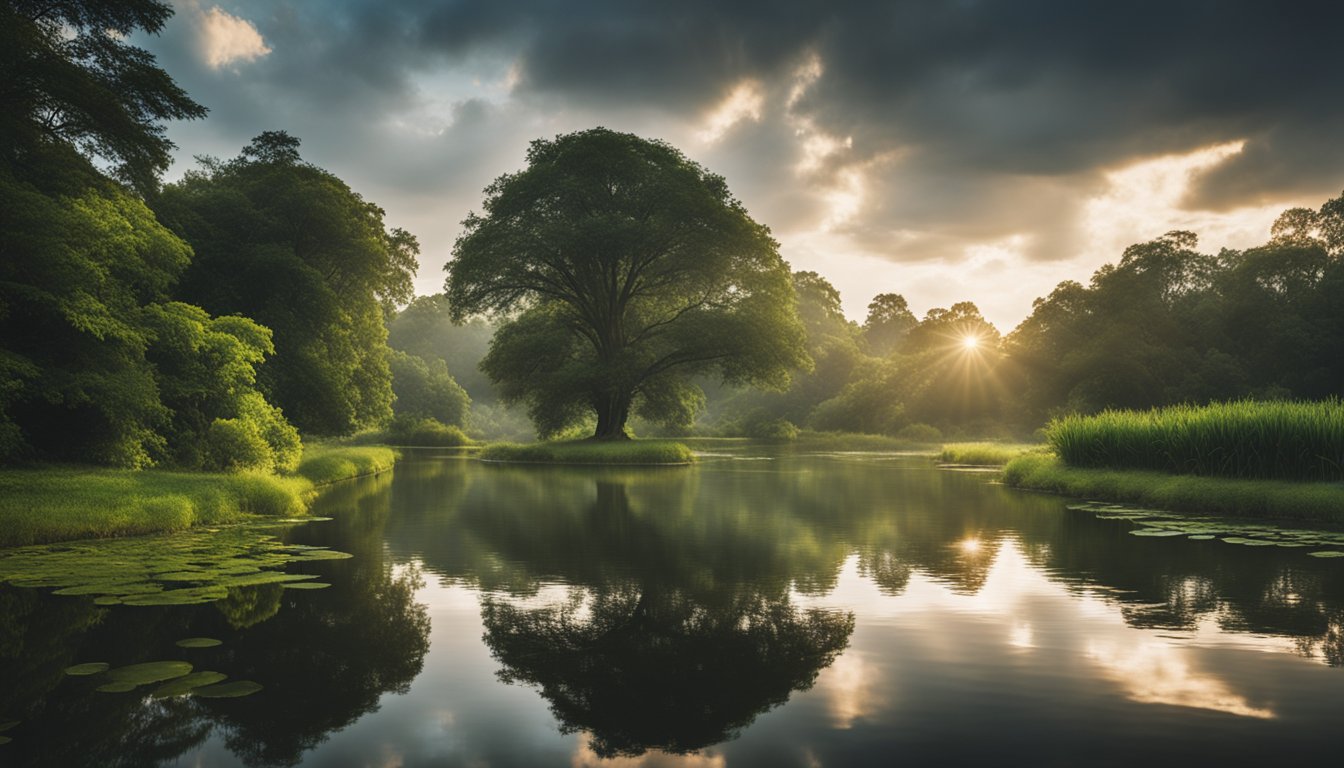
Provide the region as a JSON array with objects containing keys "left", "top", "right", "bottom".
[
  {"left": 480, "top": 440, "right": 695, "bottom": 465},
  {"left": 0, "top": 445, "right": 397, "bottom": 547},
  {"left": 295, "top": 445, "right": 397, "bottom": 485},
  {"left": 1003, "top": 453, "right": 1344, "bottom": 523},
  {"left": 939, "top": 442, "right": 1046, "bottom": 466},
  {"left": 1047, "top": 400, "right": 1344, "bottom": 481}
]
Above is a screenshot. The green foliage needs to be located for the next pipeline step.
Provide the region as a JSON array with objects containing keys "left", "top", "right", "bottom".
[
  {"left": 389, "top": 349, "right": 470, "bottom": 426},
  {"left": 382, "top": 415, "right": 472, "bottom": 447},
  {"left": 205, "top": 418, "right": 274, "bottom": 473},
  {"left": 863, "top": 293, "right": 917, "bottom": 356},
  {"left": 897, "top": 424, "right": 944, "bottom": 443},
  {"left": 1003, "top": 454, "right": 1344, "bottom": 523},
  {"left": 938, "top": 442, "right": 1041, "bottom": 465},
  {"left": 0, "top": 467, "right": 314, "bottom": 546},
  {"left": 295, "top": 445, "right": 397, "bottom": 486},
  {"left": 480, "top": 440, "right": 695, "bottom": 465},
  {"left": 387, "top": 295, "right": 499, "bottom": 402},
  {"left": 1046, "top": 400, "right": 1344, "bottom": 481},
  {"left": 735, "top": 410, "right": 799, "bottom": 441},
  {"left": 0, "top": 0, "right": 207, "bottom": 193},
  {"left": 447, "top": 127, "right": 809, "bottom": 440},
  {"left": 0, "top": 150, "right": 189, "bottom": 466},
  {"left": 156, "top": 133, "right": 418, "bottom": 435}
]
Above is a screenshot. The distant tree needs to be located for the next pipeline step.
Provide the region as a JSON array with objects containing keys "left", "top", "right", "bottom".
[
  {"left": 388, "top": 349, "right": 470, "bottom": 427},
  {"left": 386, "top": 294, "right": 499, "bottom": 403},
  {"left": 0, "top": 0, "right": 206, "bottom": 194},
  {"left": 156, "top": 133, "right": 419, "bottom": 435},
  {"left": 447, "top": 128, "right": 808, "bottom": 439},
  {"left": 863, "top": 293, "right": 917, "bottom": 356}
]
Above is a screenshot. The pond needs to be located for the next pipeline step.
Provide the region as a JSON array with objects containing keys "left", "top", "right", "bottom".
[{"left": 3, "top": 447, "right": 1344, "bottom": 766}]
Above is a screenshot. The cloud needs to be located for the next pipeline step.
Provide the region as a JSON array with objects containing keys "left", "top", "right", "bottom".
[
  {"left": 196, "top": 5, "right": 271, "bottom": 70},
  {"left": 140, "top": 0, "right": 1344, "bottom": 328}
]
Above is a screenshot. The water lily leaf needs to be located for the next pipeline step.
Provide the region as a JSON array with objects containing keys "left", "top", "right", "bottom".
[
  {"left": 286, "top": 550, "right": 353, "bottom": 561},
  {"left": 1129, "top": 529, "right": 1184, "bottom": 537},
  {"left": 121, "top": 587, "right": 229, "bottom": 606},
  {"left": 105, "top": 661, "right": 192, "bottom": 686},
  {"left": 63, "top": 662, "right": 109, "bottom": 676},
  {"left": 1188, "top": 534, "right": 1216, "bottom": 540},
  {"left": 0, "top": 735, "right": 11, "bottom": 745},
  {"left": 151, "top": 671, "right": 228, "bottom": 698},
  {"left": 1222, "top": 537, "right": 1277, "bottom": 546},
  {"left": 175, "top": 637, "right": 222, "bottom": 648},
  {"left": 1308, "top": 551, "right": 1344, "bottom": 558},
  {"left": 95, "top": 681, "right": 138, "bottom": 693},
  {"left": 0, "top": 720, "right": 17, "bottom": 732},
  {"left": 282, "top": 582, "right": 330, "bottom": 590},
  {"left": 192, "top": 680, "right": 263, "bottom": 698}
]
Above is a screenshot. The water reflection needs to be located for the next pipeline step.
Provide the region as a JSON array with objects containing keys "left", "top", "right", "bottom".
[{"left": 2, "top": 451, "right": 1344, "bottom": 766}]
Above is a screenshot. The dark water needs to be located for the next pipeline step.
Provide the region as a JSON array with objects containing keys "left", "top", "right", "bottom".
[{"left": 4, "top": 447, "right": 1344, "bottom": 767}]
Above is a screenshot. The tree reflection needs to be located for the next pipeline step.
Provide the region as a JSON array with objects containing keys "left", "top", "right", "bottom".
[{"left": 456, "top": 476, "right": 854, "bottom": 757}]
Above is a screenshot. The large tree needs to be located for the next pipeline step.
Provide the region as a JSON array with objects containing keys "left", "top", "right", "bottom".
[
  {"left": 156, "top": 132, "right": 419, "bottom": 435},
  {"left": 0, "top": 0, "right": 206, "bottom": 194},
  {"left": 446, "top": 127, "right": 808, "bottom": 440}
]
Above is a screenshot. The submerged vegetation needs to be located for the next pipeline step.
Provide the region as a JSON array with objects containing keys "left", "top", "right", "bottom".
[
  {"left": 480, "top": 440, "right": 695, "bottom": 465},
  {"left": 1003, "top": 454, "right": 1344, "bottom": 523},
  {"left": 1046, "top": 400, "right": 1344, "bottom": 481}
]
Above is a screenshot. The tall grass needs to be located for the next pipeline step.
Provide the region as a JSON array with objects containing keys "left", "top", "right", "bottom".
[
  {"left": 0, "top": 445, "right": 399, "bottom": 547},
  {"left": 295, "top": 445, "right": 398, "bottom": 485},
  {"left": 1047, "top": 400, "right": 1344, "bottom": 481},
  {"left": 939, "top": 442, "right": 1045, "bottom": 466}
]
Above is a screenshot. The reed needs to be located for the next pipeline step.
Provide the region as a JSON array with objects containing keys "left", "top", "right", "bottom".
[{"left": 1046, "top": 400, "right": 1344, "bottom": 481}]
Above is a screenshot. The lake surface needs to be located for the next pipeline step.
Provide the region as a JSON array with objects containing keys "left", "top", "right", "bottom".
[{"left": 4, "top": 447, "right": 1344, "bottom": 766}]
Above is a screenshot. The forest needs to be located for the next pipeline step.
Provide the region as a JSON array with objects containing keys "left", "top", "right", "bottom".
[{"left": 4, "top": 0, "right": 1344, "bottom": 471}]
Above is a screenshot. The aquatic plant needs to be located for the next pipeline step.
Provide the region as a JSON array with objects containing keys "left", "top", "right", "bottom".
[{"left": 1046, "top": 400, "right": 1344, "bottom": 481}]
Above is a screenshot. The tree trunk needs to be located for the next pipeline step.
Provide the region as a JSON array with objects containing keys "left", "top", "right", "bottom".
[{"left": 592, "top": 390, "right": 632, "bottom": 440}]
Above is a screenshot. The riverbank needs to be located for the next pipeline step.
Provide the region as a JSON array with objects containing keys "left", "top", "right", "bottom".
[
  {"left": 1003, "top": 453, "right": 1344, "bottom": 523},
  {"left": 480, "top": 439, "right": 695, "bottom": 465},
  {"left": 0, "top": 445, "right": 397, "bottom": 548}
]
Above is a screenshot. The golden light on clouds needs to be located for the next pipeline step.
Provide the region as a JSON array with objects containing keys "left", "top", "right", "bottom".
[
  {"left": 197, "top": 5, "right": 271, "bottom": 70},
  {"left": 697, "top": 81, "right": 765, "bottom": 143}
]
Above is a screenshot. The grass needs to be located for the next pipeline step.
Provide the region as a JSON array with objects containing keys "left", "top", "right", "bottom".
[
  {"left": 295, "top": 444, "right": 398, "bottom": 485},
  {"left": 480, "top": 439, "right": 695, "bottom": 465},
  {"left": 0, "top": 445, "right": 399, "bottom": 548},
  {"left": 938, "top": 442, "right": 1045, "bottom": 466},
  {"left": 1047, "top": 399, "right": 1344, "bottom": 481},
  {"left": 347, "top": 417, "right": 474, "bottom": 447},
  {"left": 1003, "top": 453, "right": 1344, "bottom": 523}
]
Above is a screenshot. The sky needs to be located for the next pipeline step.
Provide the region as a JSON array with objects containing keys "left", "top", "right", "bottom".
[{"left": 139, "top": 0, "right": 1344, "bottom": 332}]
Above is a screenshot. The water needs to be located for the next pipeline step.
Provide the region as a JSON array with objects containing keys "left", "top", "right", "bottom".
[{"left": 3, "top": 447, "right": 1344, "bottom": 766}]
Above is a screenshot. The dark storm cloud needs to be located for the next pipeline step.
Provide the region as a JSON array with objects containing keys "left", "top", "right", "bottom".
[{"left": 144, "top": 0, "right": 1344, "bottom": 289}]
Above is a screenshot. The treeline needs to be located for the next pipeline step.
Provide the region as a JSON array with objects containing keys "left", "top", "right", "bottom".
[
  {"left": 696, "top": 195, "right": 1344, "bottom": 440},
  {"left": 0, "top": 1, "right": 472, "bottom": 469}
]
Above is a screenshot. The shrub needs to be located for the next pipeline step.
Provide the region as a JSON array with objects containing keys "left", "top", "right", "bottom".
[
  {"left": 204, "top": 418, "right": 273, "bottom": 473},
  {"left": 897, "top": 423, "right": 943, "bottom": 443}
]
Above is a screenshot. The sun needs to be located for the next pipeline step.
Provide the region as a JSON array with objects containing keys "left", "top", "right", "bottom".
[{"left": 961, "top": 335, "right": 980, "bottom": 350}]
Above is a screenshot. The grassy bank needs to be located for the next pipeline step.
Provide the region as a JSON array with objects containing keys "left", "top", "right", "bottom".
[
  {"left": 939, "top": 442, "right": 1045, "bottom": 466},
  {"left": 0, "top": 445, "right": 398, "bottom": 548},
  {"left": 1003, "top": 453, "right": 1344, "bottom": 523},
  {"left": 480, "top": 440, "right": 695, "bottom": 465},
  {"left": 1047, "top": 400, "right": 1344, "bottom": 481},
  {"left": 347, "top": 417, "right": 474, "bottom": 447}
]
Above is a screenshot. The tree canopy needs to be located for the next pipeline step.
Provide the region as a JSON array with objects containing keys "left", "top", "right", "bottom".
[
  {"left": 0, "top": 0, "right": 206, "bottom": 194},
  {"left": 446, "top": 127, "right": 808, "bottom": 439},
  {"left": 156, "top": 132, "right": 419, "bottom": 436}
]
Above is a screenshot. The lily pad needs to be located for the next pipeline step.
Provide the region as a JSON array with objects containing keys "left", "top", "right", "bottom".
[
  {"left": 1222, "top": 537, "right": 1277, "bottom": 546},
  {"left": 0, "top": 720, "right": 17, "bottom": 732},
  {"left": 151, "top": 671, "right": 228, "bottom": 698},
  {"left": 192, "top": 680, "right": 263, "bottom": 698},
  {"left": 1188, "top": 534, "right": 1216, "bottom": 540},
  {"left": 95, "top": 681, "right": 139, "bottom": 693},
  {"left": 1129, "top": 529, "right": 1184, "bottom": 537},
  {"left": 1308, "top": 550, "right": 1344, "bottom": 558},
  {"left": 175, "top": 637, "right": 223, "bottom": 649},
  {"left": 105, "top": 661, "right": 193, "bottom": 687},
  {"left": 63, "top": 662, "right": 110, "bottom": 676},
  {"left": 0, "top": 735, "right": 10, "bottom": 745},
  {"left": 281, "top": 582, "right": 331, "bottom": 590}
]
